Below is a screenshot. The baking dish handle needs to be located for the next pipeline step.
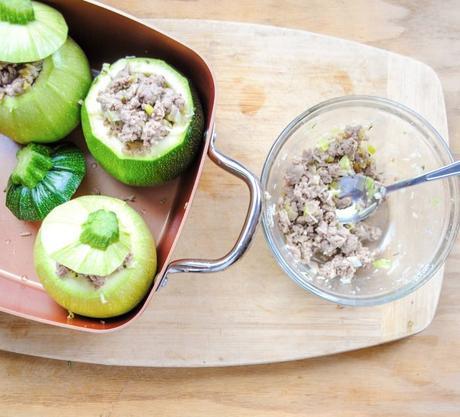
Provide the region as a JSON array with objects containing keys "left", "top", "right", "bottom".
[{"left": 157, "top": 130, "right": 262, "bottom": 288}]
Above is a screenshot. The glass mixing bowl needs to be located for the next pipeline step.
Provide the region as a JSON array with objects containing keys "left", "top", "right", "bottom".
[{"left": 261, "top": 96, "right": 460, "bottom": 306}]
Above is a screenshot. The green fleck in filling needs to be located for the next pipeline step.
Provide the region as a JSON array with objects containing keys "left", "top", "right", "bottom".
[
  {"left": 339, "top": 155, "right": 352, "bottom": 172},
  {"left": 144, "top": 103, "right": 154, "bottom": 116},
  {"left": 359, "top": 140, "right": 377, "bottom": 156},
  {"left": 317, "top": 137, "right": 331, "bottom": 152},
  {"left": 372, "top": 258, "right": 392, "bottom": 269},
  {"left": 364, "top": 176, "right": 376, "bottom": 198}
]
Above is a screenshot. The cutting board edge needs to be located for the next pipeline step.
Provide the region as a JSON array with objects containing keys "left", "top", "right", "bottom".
[{"left": 0, "top": 18, "right": 449, "bottom": 367}]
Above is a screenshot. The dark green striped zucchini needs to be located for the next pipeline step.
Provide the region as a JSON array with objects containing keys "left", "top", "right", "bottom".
[{"left": 6, "top": 142, "right": 86, "bottom": 221}]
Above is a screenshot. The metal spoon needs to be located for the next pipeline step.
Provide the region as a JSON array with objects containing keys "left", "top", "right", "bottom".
[{"left": 336, "top": 161, "right": 460, "bottom": 224}]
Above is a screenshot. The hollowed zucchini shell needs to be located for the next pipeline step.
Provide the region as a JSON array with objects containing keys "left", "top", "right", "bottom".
[
  {"left": 0, "top": 37, "right": 92, "bottom": 144},
  {"left": 81, "top": 58, "right": 204, "bottom": 186}
]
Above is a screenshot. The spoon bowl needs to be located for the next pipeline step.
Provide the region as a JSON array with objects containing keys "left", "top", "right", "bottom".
[
  {"left": 336, "top": 160, "right": 460, "bottom": 224},
  {"left": 336, "top": 175, "right": 386, "bottom": 223}
]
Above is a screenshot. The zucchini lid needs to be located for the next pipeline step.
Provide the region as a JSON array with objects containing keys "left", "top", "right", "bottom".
[
  {"left": 0, "top": 0, "right": 68, "bottom": 63},
  {"left": 38, "top": 196, "right": 134, "bottom": 276},
  {"left": 5, "top": 143, "right": 86, "bottom": 221}
]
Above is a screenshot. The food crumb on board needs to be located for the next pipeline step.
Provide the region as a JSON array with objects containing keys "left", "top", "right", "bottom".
[
  {"left": 159, "top": 198, "right": 167, "bottom": 205},
  {"left": 91, "top": 162, "right": 98, "bottom": 169},
  {"left": 19, "top": 232, "right": 32, "bottom": 237},
  {"left": 123, "top": 195, "right": 136, "bottom": 202}
]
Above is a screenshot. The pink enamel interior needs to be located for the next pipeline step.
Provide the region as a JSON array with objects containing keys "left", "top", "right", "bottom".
[{"left": 0, "top": 0, "right": 215, "bottom": 331}]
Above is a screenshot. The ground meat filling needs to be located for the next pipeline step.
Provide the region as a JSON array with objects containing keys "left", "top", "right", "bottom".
[
  {"left": 97, "top": 65, "right": 186, "bottom": 154},
  {"left": 56, "top": 253, "right": 133, "bottom": 288},
  {"left": 0, "top": 61, "right": 43, "bottom": 101},
  {"left": 276, "top": 125, "right": 382, "bottom": 283}
]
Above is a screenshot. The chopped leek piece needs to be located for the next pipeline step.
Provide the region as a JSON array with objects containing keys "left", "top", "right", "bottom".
[
  {"left": 359, "top": 140, "right": 376, "bottom": 155},
  {"left": 372, "top": 258, "right": 391, "bottom": 269},
  {"left": 317, "top": 137, "right": 331, "bottom": 152},
  {"left": 284, "top": 203, "right": 297, "bottom": 221},
  {"left": 364, "top": 176, "right": 376, "bottom": 198},
  {"left": 339, "top": 155, "right": 352, "bottom": 172},
  {"left": 144, "top": 103, "right": 154, "bottom": 116}
]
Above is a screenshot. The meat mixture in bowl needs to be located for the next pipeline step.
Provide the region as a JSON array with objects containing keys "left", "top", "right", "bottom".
[
  {"left": 97, "top": 64, "right": 186, "bottom": 154},
  {"left": 0, "top": 61, "right": 43, "bottom": 101},
  {"left": 276, "top": 125, "right": 383, "bottom": 283}
]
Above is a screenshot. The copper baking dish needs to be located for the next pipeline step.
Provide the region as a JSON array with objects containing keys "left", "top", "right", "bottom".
[{"left": 0, "top": 0, "right": 261, "bottom": 332}]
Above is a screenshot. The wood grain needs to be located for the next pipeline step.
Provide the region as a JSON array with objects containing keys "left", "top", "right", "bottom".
[
  {"left": 1, "top": 1, "right": 459, "bottom": 416},
  {"left": 101, "top": 0, "right": 460, "bottom": 157},
  {"left": 0, "top": 18, "right": 448, "bottom": 366}
]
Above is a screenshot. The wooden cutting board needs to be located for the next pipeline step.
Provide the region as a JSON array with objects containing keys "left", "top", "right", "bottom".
[{"left": 0, "top": 19, "right": 448, "bottom": 367}]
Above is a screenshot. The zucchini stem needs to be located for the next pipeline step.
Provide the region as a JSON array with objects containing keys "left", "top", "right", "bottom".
[
  {"left": 11, "top": 144, "right": 53, "bottom": 188},
  {"left": 0, "top": 0, "right": 35, "bottom": 24},
  {"left": 80, "top": 210, "right": 120, "bottom": 250}
]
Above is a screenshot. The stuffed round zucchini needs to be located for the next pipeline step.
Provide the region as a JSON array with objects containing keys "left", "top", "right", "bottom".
[
  {"left": 0, "top": 37, "right": 92, "bottom": 144},
  {"left": 34, "top": 195, "right": 157, "bottom": 318},
  {"left": 5, "top": 143, "right": 86, "bottom": 221},
  {"left": 82, "top": 57, "right": 204, "bottom": 186}
]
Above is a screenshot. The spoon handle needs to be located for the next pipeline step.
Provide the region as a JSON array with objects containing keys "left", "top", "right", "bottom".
[{"left": 386, "top": 161, "right": 460, "bottom": 194}]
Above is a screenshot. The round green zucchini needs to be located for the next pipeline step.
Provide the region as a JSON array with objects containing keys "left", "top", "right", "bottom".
[
  {"left": 34, "top": 195, "right": 157, "bottom": 318},
  {"left": 82, "top": 57, "right": 204, "bottom": 186},
  {"left": 0, "top": 37, "right": 92, "bottom": 144},
  {"left": 6, "top": 142, "right": 86, "bottom": 221}
]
